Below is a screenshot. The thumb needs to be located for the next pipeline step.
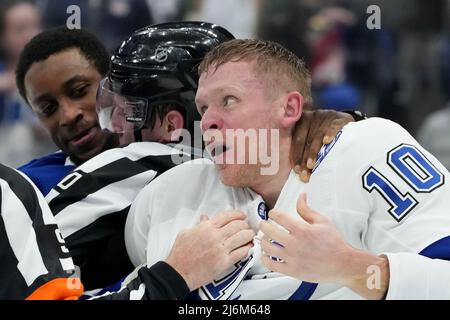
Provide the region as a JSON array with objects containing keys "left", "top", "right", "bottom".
[{"left": 296, "top": 193, "right": 323, "bottom": 224}]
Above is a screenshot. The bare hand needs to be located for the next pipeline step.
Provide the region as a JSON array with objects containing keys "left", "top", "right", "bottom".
[
  {"left": 165, "top": 210, "right": 255, "bottom": 291},
  {"left": 259, "top": 193, "right": 389, "bottom": 299},
  {"left": 260, "top": 193, "right": 352, "bottom": 283},
  {"left": 290, "top": 110, "right": 354, "bottom": 182}
]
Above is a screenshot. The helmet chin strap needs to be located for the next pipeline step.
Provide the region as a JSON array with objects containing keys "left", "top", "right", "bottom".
[{"left": 133, "top": 128, "right": 143, "bottom": 142}]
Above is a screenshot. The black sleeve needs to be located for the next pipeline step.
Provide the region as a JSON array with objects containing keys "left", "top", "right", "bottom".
[
  {"left": 91, "top": 262, "right": 190, "bottom": 300},
  {"left": 342, "top": 110, "right": 368, "bottom": 121}
]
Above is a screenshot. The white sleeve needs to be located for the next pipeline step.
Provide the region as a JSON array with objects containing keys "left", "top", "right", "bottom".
[
  {"left": 313, "top": 118, "right": 450, "bottom": 299},
  {"left": 125, "top": 174, "right": 183, "bottom": 268},
  {"left": 124, "top": 184, "right": 154, "bottom": 268},
  {"left": 125, "top": 159, "right": 217, "bottom": 268},
  {"left": 384, "top": 252, "right": 450, "bottom": 299}
]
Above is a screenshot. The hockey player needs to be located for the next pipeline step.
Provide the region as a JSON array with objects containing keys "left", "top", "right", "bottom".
[
  {"left": 16, "top": 27, "right": 115, "bottom": 195},
  {"left": 125, "top": 39, "right": 450, "bottom": 299}
]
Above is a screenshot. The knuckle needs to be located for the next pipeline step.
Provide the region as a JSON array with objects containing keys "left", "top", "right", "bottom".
[
  {"left": 240, "top": 220, "right": 251, "bottom": 230},
  {"left": 289, "top": 226, "right": 301, "bottom": 238},
  {"left": 230, "top": 210, "right": 244, "bottom": 221},
  {"left": 243, "top": 233, "right": 253, "bottom": 243},
  {"left": 268, "top": 209, "right": 278, "bottom": 219},
  {"left": 260, "top": 239, "right": 269, "bottom": 251},
  {"left": 224, "top": 211, "right": 234, "bottom": 221}
]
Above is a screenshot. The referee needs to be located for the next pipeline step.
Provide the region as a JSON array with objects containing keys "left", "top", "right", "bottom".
[{"left": 0, "top": 163, "right": 82, "bottom": 299}]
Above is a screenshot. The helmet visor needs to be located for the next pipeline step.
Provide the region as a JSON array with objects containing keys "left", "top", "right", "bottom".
[{"left": 96, "top": 78, "right": 148, "bottom": 134}]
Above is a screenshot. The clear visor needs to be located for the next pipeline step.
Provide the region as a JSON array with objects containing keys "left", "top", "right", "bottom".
[{"left": 96, "top": 78, "right": 148, "bottom": 134}]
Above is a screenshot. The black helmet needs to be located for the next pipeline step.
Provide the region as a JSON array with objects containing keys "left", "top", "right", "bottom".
[{"left": 96, "top": 21, "right": 235, "bottom": 143}]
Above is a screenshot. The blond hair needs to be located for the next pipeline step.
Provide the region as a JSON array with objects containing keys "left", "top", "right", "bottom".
[{"left": 199, "top": 39, "right": 312, "bottom": 109}]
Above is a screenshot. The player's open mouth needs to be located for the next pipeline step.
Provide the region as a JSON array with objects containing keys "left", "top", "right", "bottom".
[{"left": 208, "top": 143, "right": 230, "bottom": 159}]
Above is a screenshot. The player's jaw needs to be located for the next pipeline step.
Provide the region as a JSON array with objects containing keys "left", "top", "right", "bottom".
[{"left": 58, "top": 121, "right": 116, "bottom": 164}]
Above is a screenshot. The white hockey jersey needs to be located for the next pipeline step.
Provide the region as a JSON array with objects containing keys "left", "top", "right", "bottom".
[{"left": 125, "top": 118, "right": 450, "bottom": 299}]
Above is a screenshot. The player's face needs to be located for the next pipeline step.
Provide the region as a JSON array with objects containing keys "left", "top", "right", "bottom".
[
  {"left": 24, "top": 48, "right": 117, "bottom": 164},
  {"left": 196, "top": 60, "right": 281, "bottom": 188}
]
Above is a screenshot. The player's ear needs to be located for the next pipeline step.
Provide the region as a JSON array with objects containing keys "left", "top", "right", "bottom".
[
  {"left": 162, "top": 110, "right": 184, "bottom": 141},
  {"left": 280, "top": 91, "right": 303, "bottom": 129}
]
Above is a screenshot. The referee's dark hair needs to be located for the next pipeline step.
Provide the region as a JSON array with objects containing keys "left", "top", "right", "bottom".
[{"left": 16, "top": 26, "right": 110, "bottom": 104}]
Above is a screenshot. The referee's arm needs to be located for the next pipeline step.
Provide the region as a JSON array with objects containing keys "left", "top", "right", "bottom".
[{"left": 89, "top": 262, "right": 189, "bottom": 300}]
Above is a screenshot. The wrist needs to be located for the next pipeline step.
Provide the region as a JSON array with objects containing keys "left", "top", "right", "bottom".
[
  {"left": 338, "top": 248, "right": 390, "bottom": 299},
  {"left": 164, "top": 257, "right": 195, "bottom": 291}
]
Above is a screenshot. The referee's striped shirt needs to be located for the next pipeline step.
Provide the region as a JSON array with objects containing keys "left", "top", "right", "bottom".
[
  {"left": 46, "top": 142, "right": 191, "bottom": 290},
  {"left": 0, "top": 163, "right": 82, "bottom": 300}
]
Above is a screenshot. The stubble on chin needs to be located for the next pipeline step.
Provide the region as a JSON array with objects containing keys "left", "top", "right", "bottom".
[{"left": 215, "top": 163, "right": 259, "bottom": 188}]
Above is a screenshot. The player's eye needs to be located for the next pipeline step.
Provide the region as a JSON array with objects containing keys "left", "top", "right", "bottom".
[
  {"left": 40, "top": 103, "right": 58, "bottom": 117},
  {"left": 70, "top": 84, "right": 89, "bottom": 99},
  {"left": 199, "top": 105, "right": 208, "bottom": 115},
  {"left": 223, "top": 95, "right": 237, "bottom": 107}
]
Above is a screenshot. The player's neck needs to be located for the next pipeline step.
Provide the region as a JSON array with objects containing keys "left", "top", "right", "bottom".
[{"left": 251, "top": 160, "right": 291, "bottom": 210}]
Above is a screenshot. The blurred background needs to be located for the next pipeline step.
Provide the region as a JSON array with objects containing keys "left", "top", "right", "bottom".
[{"left": 0, "top": 0, "right": 449, "bottom": 168}]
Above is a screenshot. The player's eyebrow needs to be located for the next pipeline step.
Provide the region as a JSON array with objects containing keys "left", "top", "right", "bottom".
[
  {"left": 33, "top": 75, "right": 91, "bottom": 105},
  {"left": 33, "top": 93, "right": 53, "bottom": 106},
  {"left": 61, "top": 75, "right": 91, "bottom": 91}
]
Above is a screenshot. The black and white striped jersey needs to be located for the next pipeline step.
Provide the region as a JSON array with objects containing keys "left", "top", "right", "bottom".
[
  {"left": 0, "top": 163, "right": 82, "bottom": 300},
  {"left": 45, "top": 142, "right": 189, "bottom": 290}
]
